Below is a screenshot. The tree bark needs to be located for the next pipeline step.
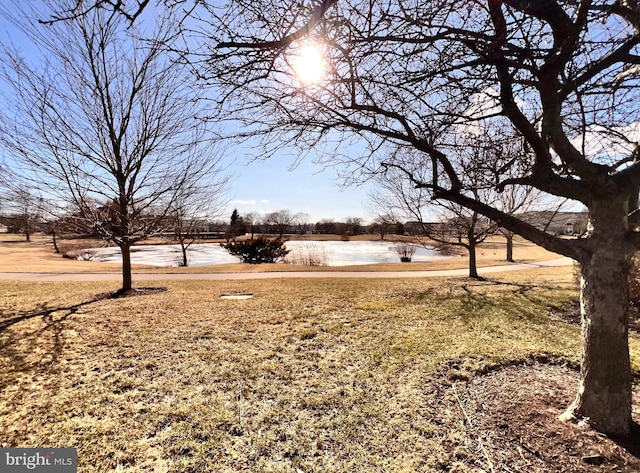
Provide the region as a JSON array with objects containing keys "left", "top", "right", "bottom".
[
  {"left": 561, "top": 199, "right": 632, "bottom": 436},
  {"left": 120, "top": 242, "right": 133, "bottom": 292},
  {"left": 51, "top": 228, "right": 60, "bottom": 254},
  {"left": 180, "top": 242, "right": 189, "bottom": 267},
  {"left": 505, "top": 232, "right": 514, "bottom": 262},
  {"left": 468, "top": 240, "right": 479, "bottom": 279}
]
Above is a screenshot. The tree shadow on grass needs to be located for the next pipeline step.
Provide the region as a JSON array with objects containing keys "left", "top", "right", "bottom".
[
  {"left": 109, "top": 287, "right": 167, "bottom": 298},
  {"left": 456, "top": 279, "right": 541, "bottom": 323},
  {"left": 461, "top": 277, "right": 541, "bottom": 294},
  {"left": 0, "top": 294, "right": 110, "bottom": 332},
  {"left": 456, "top": 279, "right": 640, "bottom": 458},
  {"left": 0, "top": 287, "right": 168, "bottom": 384},
  {"left": 0, "top": 293, "right": 116, "bottom": 391},
  {"left": 0, "top": 288, "right": 166, "bottom": 389},
  {"left": 458, "top": 277, "right": 571, "bottom": 319}
]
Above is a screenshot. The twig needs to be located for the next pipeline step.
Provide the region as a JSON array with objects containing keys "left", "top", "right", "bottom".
[
  {"left": 518, "top": 437, "right": 544, "bottom": 462},
  {"left": 452, "top": 384, "right": 496, "bottom": 473}
]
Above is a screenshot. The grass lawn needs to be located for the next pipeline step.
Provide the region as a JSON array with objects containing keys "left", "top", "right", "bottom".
[{"left": 2, "top": 266, "right": 639, "bottom": 472}]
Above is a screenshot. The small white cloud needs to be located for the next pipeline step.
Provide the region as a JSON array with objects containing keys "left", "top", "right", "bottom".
[
  {"left": 230, "top": 199, "right": 270, "bottom": 207},
  {"left": 231, "top": 199, "right": 257, "bottom": 205}
]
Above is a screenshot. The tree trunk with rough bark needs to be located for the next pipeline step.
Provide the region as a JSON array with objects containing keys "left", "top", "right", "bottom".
[
  {"left": 120, "top": 242, "right": 133, "bottom": 292},
  {"left": 180, "top": 242, "right": 189, "bottom": 267},
  {"left": 51, "top": 228, "right": 59, "bottom": 254},
  {"left": 468, "top": 239, "right": 479, "bottom": 279},
  {"left": 561, "top": 199, "right": 633, "bottom": 436},
  {"left": 505, "top": 232, "right": 514, "bottom": 263}
]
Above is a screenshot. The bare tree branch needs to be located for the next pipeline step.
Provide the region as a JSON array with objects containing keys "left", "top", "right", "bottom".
[{"left": 0, "top": 1, "right": 228, "bottom": 290}]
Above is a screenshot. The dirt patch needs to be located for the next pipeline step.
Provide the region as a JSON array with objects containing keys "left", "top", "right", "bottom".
[
  {"left": 439, "top": 363, "right": 640, "bottom": 472},
  {"left": 107, "top": 287, "right": 168, "bottom": 298},
  {"left": 550, "top": 301, "right": 640, "bottom": 332}
]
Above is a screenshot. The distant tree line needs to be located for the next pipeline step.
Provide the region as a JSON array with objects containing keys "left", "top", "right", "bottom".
[{"left": 223, "top": 208, "right": 397, "bottom": 239}]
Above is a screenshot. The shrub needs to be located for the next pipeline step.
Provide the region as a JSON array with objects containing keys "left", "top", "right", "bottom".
[
  {"left": 394, "top": 242, "right": 417, "bottom": 263},
  {"left": 59, "top": 243, "right": 98, "bottom": 261},
  {"left": 221, "top": 236, "right": 290, "bottom": 264},
  {"left": 284, "top": 243, "right": 330, "bottom": 266}
]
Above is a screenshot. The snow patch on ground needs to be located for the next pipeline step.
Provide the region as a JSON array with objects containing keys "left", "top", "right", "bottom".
[{"left": 88, "top": 240, "right": 454, "bottom": 267}]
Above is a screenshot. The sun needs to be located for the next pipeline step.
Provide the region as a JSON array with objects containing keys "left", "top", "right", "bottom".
[{"left": 292, "top": 43, "right": 326, "bottom": 85}]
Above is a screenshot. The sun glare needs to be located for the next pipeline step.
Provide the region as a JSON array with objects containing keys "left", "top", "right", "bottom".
[{"left": 292, "top": 44, "right": 326, "bottom": 85}]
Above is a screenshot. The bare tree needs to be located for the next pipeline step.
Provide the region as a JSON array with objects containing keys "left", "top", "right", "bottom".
[
  {"left": 430, "top": 206, "right": 499, "bottom": 278},
  {"left": 243, "top": 212, "right": 263, "bottom": 239},
  {"left": 171, "top": 185, "right": 227, "bottom": 267},
  {"left": 0, "top": 167, "right": 44, "bottom": 242},
  {"left": 3, "top": 189, "right": 41, "bottom": 242},
  {"left": 264, "top": 209, "right": 294, "bottom": 238},
  {"left": 495, "top": 185, "right": 546, "bottom": 263},
  {"left": 293, "top": 211, "right": 311, "bottom": 234},
  {"left": 344, "top": 216, "right": 362, "bottom": 236},
  {"left": 369, "top": 213, "right": 400, "bottom": 241},
  {"left": 375, "top": 133, "right": 541, "bottom": 275},
  {"left": 172, "top": 208, "right": 198, "bottom": 267},
  {"left": 367, "top": 188, "right": 405, "bottom": 240},
  {"left": 374, "top": 168, "right": 499, "bottom": 278},
  {"left": 0, "top": 1, "right": 227, "bottom": 292},
  {"left": 37, "top": 0, "right": 152, "bottom": 25},
  {"left": 193, "top": 0, "right": 640, "bottom": 434}
]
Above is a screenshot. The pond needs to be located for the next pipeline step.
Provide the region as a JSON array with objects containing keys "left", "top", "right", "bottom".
[{"left": 88, "top": 240, "right": 454, "bottom": 267}]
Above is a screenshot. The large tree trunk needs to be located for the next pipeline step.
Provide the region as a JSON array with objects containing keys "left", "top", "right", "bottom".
[
  {"left": 120, "top": 242, "right": 133, "bottom": 292},
  {"left": 562, "top": 200, "right": 632, "bottom": 436}
]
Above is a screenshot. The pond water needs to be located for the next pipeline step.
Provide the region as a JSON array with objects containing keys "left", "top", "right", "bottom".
[{"left": 88, "top": 240, "right": 454, "bottom": 267}]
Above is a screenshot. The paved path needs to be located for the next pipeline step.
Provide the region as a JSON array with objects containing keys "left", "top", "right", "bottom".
[{"left": 0, "top": 257, "right": 573, "bottom": 281}]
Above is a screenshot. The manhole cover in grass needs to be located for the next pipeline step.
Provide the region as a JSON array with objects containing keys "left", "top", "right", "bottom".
[{"left": 220, "top": 293, "right": 253, "bottom": 300}]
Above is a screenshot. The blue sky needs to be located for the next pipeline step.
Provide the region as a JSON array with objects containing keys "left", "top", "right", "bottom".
[
  {"left": 0, "top": 7, "right": 586, "bottom": 228},
  {"left": 0, "top": 8, "right": 378, "bottom": 225},
  {"left": 225, "top": 151, "right": 377, "bottom": 224}
]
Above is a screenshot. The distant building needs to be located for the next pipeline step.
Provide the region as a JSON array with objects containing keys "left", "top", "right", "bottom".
[
  {"left": 519, "top": 211, "right": 588, "bottom": 236},
  {"left": 404, "top": 211, "right": 589, "bottom": 237}
]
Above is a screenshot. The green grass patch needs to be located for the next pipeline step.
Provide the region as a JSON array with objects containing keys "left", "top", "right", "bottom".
[{"left": 1, "top": 267, "right": 638, "bottom": 472}]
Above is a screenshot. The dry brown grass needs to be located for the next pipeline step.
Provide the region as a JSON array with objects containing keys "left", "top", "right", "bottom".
[
  {"left": 1, "top": 267, "right": 639, "bottom": 472},
  {"left": 0, "top": 235, "right": 149, "bottom": 273}
]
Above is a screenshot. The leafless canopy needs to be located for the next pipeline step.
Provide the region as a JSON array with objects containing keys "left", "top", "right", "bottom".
[
  {"left": 190, "top": 0, "right": 640, "bottom": 435},
  {"left": 37, "top": 0, "right": 152, "bottom": 25},
  {"left": 187, "top": 0, "right": 639, "bottom": 258},
  {"left": 0, "top": 0, "right": 227, "bottom": 289}
]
